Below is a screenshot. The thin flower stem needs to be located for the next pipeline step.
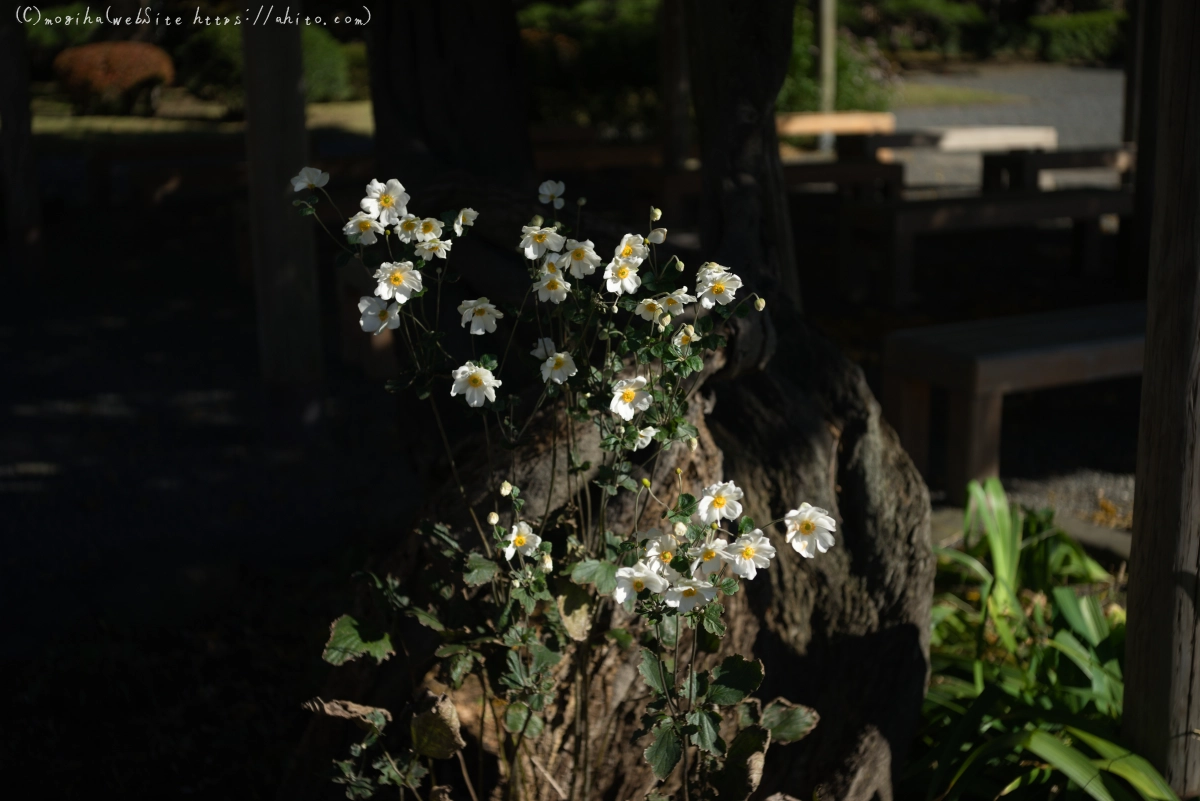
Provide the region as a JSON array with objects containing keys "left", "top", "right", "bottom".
[
  {"left": 457, "top": 751, "right": 481, "bottom": 801},
  {"left": 429, "top": 398, "right": 491, "bottom": 555},
  {"left": 498, "top": 288, "right": 532, "bottom": 377}
]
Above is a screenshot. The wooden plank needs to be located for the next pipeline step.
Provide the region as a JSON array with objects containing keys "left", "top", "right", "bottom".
[
  {"left": 882, "top": 371, "right": 931, "bottom": 478},
  {"left": 853, "top": 189, "right": 1134, "bottom": 235},
  {"left": 775, "top": 111, "right": 896, "bottom": 137},
  {"left": 946, "top": 390, "right": 1003, "bottom": 499}
]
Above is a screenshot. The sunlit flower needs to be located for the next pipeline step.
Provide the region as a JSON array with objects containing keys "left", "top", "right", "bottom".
[
  {"left": 372, "top": 261, "right": 423, "bottom": 303},
  {"left": 648, "top": 228, "right": 667, "bottom": 245},
  {"left": 416, "top": 238, "right": 452, "bottom": 260},
  {"left": 415, "top": 217, "right": 444, "bottom": 242},
  {"left": 520, "top": 225, "right": 565, "bottom": 259},
  {"left": 673, "top": 324, "right": 697, "bottom": 354},
  {"left": 541, "top": 350, "right": 578, "bottom": 385},
  {"left": 689, "top": 537, "right": 730, "bottom": 578},
  {"left": 538, "top": 179, "right": 566, "bottom": 209},
  {"left": 697, "top": 481, "right": 743, "bottom": 525},
  {"left": 291, "top": 166, "right": 329, "bottom": 192},
  {"left": 644, "top": 530, "right": 680, "bottom": 574},
  {"left": 609, "top": 376, "right": 650, "bottom": 421},
  {"left": 536, "top": 272, "right": 571, "bottom": 304},
  {"left": 530, "top": 337, "right": 555, "bottom": 361},
  {"left": 729, "top": 530, "right": 775, "bottom": 580},
  {"left": 784, "top": 502, "right": 837, "bottom": 558},
  {"left": 487, "top": 511, "right": 500, "bottom": 526},
  {"left": 500, "top": 481, "right": 513, "bottom": 496},
  {"left": 458, "top": 298, "right": 504, "bottom": 335},
  {"left": 613, "top": 560, "right": 669, "bottom": 603},
  {"left": 454, "top": 208, "right": 478, "bottom": 236},
  {"left": 673, "top": 521, "right": 689, "bottom": 538},
  {"left": 650, "top": 206, "right": 662, "bottom": 222},
  {"left": 451, "top": 361, "right": 502, "bottom": 407},
  {"left": 360, "top": 178, "right": 409, "bottom": 226},
  {"left": 635, "top": 297, "right": 665, "bottom": 322},
  {"left": 662, "top": 287, "right": 696, "bottom": 315},
  {"left": 540, "top": 552, "right": 554, "bottom": 572},
  {"left": 665, "top": 578, "right": 718, "bottom": 613},
  {"left": 344, "top": 212, "right": 384, "bottom": 245},
  {"left": 558, "top": 239, "right": 601, "bottom": 279},
  {"left": 612, "top": 233, "right": 648, "bottom": 263},
  {"left": 697, "top": 269, "right": 742, "bottom": 309},
  {"left": 603, "top": 259, "right": 642, "bottom": 295},
  {"left": 358, "top": 297, "right": 400, "bottom": 336},
  {"left": 503, "top": 521, "right": 542, "bottom": 561},
  {"left": 697, "top": 262, "right": 729, "bottom": 283},
  {"left": 394, "top": 214, "right": 421, "bottom": 243},
  {"left": 539, "top": 254, "right": 562, "bottom": 276},
  {"left": 634, "top": 426, "right": 658, "bottom": 451}
]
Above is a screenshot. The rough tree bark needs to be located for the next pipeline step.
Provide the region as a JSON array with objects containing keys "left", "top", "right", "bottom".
[
  {"left": 1122, "top": 0, "right": 1200, "bottom": 794},
  {"left": 279, "top": 3, "right": 933, "bottom": 798}
]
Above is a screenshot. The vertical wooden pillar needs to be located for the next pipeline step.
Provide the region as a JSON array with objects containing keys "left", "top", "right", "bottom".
[
  {"left": 1123, "top": 0, "right": 1200, "bottom": 795},
  {"left": 659, "top": 0, "right": 691, "bottom": 175},
  {"left": 1127, "top": 0, "right": 1161, "bottom": 298},
  {"left": 946, "top": 389, "right": 1003, "bottom": 503},
  {"left": 0, "top": 17, "right": 42, "bottom": 283},
  {"left": 817, "top": 0, "right": 836, "bottom": 151},
  {"left": 242, "top": 20, "right": 325, "bottom": 413}
]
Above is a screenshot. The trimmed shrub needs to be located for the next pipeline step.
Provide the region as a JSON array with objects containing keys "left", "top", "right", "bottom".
[
  {"left": 777, "top": 7, "right": 894, "bottom": 114},
  {"left": 53, "top": 41, "right": 174, "bottom": 116},
  {"left": 1030, "top": 10, "right": 1127, "bottom": 64}
]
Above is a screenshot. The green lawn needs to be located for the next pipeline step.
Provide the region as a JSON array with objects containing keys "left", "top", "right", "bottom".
[{"left": 892, "top": 82, "right": 1027, "bottom": 108}]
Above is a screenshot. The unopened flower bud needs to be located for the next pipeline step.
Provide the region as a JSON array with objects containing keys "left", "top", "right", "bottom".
[
  {"left": 641, "top": 477, "right": 651, "bottom": 488},
  {"left": 598, "top": 330, "right": 609, "bottom": 340},
  {"left": 650, "top": 206, "right": 662, "bottom": 222},
  {"left": 611, "top": 304, "right": 619, "bottom": 314},
  {"left": 530, "top": 214, "right": 544, "bottom": 228},
  {"left": 674, "top": 521, "right": 687, "bottom": 538},
  {"left": 755, "top": 297, "right": 766, "bottom": 311},
  {"left": 487, "top": 511, "right": 499, "bottom": 526},
  {"left": 675, "top": 259, "right": 684, "bottom": 273},
  {"left": 540, "top": 552, "right": 553, "bottom": 572},
  {"left": 675, "top": 467, "right": 682, "bottom": 475},
  {"left": 688, "top": 437, "right": 699, "bottom": 452},
  {"left": 512, "top": 579, "right": 521, "bottom": 589},
  {"left": 711, "top": 522, "right": 719, "bottom": 530},
  {"left": 659, "top": 314, "right": 671, "bottom": 326},
  {"left": 577, "top": 197, "right": 587, "bottom": 206},
  {"left": 500, "top": 481, "right": 513, "bottom": 496}
]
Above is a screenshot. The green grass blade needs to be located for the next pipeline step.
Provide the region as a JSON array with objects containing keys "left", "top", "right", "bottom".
[{"left": 1024, "top": 729, "right": 1115, "bottom": 801}]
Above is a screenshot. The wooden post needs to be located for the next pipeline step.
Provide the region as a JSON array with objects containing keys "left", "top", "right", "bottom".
[
  {"left": 242, "top": 20, "right": 325, "bottom": 414},
  {"left": 0, "top": 16, "right": 42, "bottom": 283},
  {"left": 817, "top": 0, "right": 836, "bottom": 152},
  {"left": 1127, "top": 0, "right": 1161, "bottom": 297},
  {"left": 659, "top": 0, "right": 691, "bottom": 175},
  {"left": 1123, "top": 0, "right": 1200, "bottom": 795}
]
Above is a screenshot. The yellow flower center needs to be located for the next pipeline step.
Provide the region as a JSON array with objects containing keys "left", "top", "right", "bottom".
[
  {"left": 380, "top": 194, "right": 394, "bottom": 208},
  {"left": 545, "top": 262, "right": 558, "bottom": 274},
  {"left": 553, "top": 355, "right": 565, "bottom": 369},
  {"left": 741, "top": 546, "right": 756, "bottom": 560},
  {"left": 632, "top": 579, "right": 645, "bottom": 592},
  {"left": 712, "top": 496, "right": 726, "bottom": 509},
  {"left": 681, "top": 587, "right": 697, "bottom": 598},
  {"left": 711, "top": 282, "right": 726, "bottom": 295},
  {"left": 645, "top": 302, "right": 659, "bottom": 313},
  {"left": 616, "top": 266, "right": 630, "bottom": 280},
  {"left": 421, "top": 221, "right": 435, "bottom": 233},
  {"left": 665, "top": 297, "right": 678, "bottom": 307},
  {"left": 799, "top": 520, "right": 815, "bottom": 535},
  {"left": 357, "top": 220, "right": 372, "bottom": 232},
  {"left": 702, "top": 549, "right": 717, "bottom": 561},
  {"left": 572, "top": 248, "right": 586, "bottom": 260},
  {"left": 389, "top": 272, "right": 404, "bottom": 286},
  {"left": 402, "top": 220, "right": 416, "bottom": 232},
  {"left": 659, "top": 550, "right": 673, "bottom": 563},
  {"left": 376, "top": 309, "right": 389, "bottom": 321},
  {"left": 533, "top": 232, "right": 547, "bottom": 244},
  {"left": 546, "top": 279, "right": 560, "bottom": 291},
  {"left": 306, "top": 182, "right": 315, "bottom": 189},
  {"left": 621, "top": 388, "right": 636, "bottom": 403},
  {"left": 474, "top": 308, "right": 488, "bottom": 316},
  {"left": 468, "top": 374, "right": 484, "bottom": 388},
  {"left": 513, "top": 535, "right": 526, "bottom": 547},
  {"left": 621, "top": 244, "right": 634, "bottom": 258},
  {"left": 680, "top": 335, "right": 692, "bottom": 346}
]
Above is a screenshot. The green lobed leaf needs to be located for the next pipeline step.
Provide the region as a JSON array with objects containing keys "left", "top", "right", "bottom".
[
  {"left": 503, "top": 701, "right": 545, "bottom": 740},
  {"left": 701, "top": 602, "right": 727, "bottom": 637},
  {"left": 687, "top": 708, "right": 726, "bottom": 755},
  {"left": 571, "top": 559, "right": 619, "bottom": 595},
  {"left": 708, "top": 655, "right": 764, "bottom": 706},
  {"left": 639, "top": 648, "right": 672, "bottom": 697},
  {"left": 712, "top": 725, "right": 771, "bottom": 800},
  {"left": 606, "top": 628, "right": 634, "bottom": 649},
  {"left": 738, "top": 516, "right": 756, "bottom": 534},
  {"left": 463, "top": 552, "right": 499, "bottom": 586},
  {"left": 322, "top": 615, "right": 395, "bottom": 666},
  {"left": 644, "top": 721, "right": 683, "bottom": 780},
  {"left": 760, "top": 698, "right": 819, "bottom": 744}
]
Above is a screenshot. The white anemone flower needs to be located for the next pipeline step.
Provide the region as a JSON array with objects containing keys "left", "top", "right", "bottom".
[
  {"left": 662, "top": 287, "right": 697, "bottom": 315},
  {"left": 539, "top": 254, "right": 562, "bottom": 276},
  {"left": 358, "top": 297, "right": 400, "bottom": 336},
  {"left": 697, "top": 481, "right": 744, "bottom": 525},
  {"left": 558, "top": 239, "right": 601, "bottom": 278},
  {"left": 360, "top": 178, "right": 409, "bottom": 226},
  {"left": 454, "top": 207, "right": 478, "bottom": 236},
  {"left": 696, "top": 262, "right": 731, "bottom": 283},
  {"left": 530, "top": 337, "right": 555, "bottom": 361},
  {"left": 372, "top": 261, "right": 423, "bottom": 303},
  {"left": 416, "top": 238, "right": 452, "bottom": 260},
  {"left": 538, "top": 179, "right": 566, "bottom": 209},
  {"left": 729, "top": 530, "right": 776, "bottom": 580},
  {"left": 613, "top": 560, "right": 669, "bottom": 603},
  {"left": 665, "top": 578, "right": 718, "bottom": 613},
  {"left": 697, "top": 270, "right": 743, "bottom": 309},
  {"left": 536, "top": 273, "right": 571, "bottom": 304},
  {"left": 344, "top": 212, "right": 384, "bottom": 245},
  {"left": 648, "top": 227, "right": 667, "bottom": 245},
  {"left": 673, "top": 324, "right": 698, "bottom": 353},
  {"left": 634, "top": 426, "right": 658, "bottom": 451},
  {"left": 644, "top": 530, "right": 679, "bottom": 574},
  {"left": 503, "top": 521, "right": 542, "bottom": 561},
  {"left": 689, "top": 537, "right": 731, "bottom": 578},
  {"left": 784, "top": 502, "right": 838, "bottom": 558},
  {"left": 634, "top": 297, "right": 665, "bottom": 322},
  {"left": 613, "top": 233, "right": 649, "bottom": 263},
  {"left": 609, "top": 376, "right": 651, "bottom": 421},
  {"left": 520, "top": 226, "right": 566, "bottom": 260},
  {"left": 415, "top": 217, "right": 444, "bottom": 242},
  {"left": 458, "top": 298, "right": 504, "bottom": 335},
  {"left": 394, "top": 214, "right": 421, "bottom": 243},
  {"left": 541, "top": 351, "right": 578, "bottom": 385},
  {"left": 603, "top": 259, "right": 642, "bottom": 295},
  {"left": 451, "top": 361, "right": 502, "bottom": 407},
  {"left": 291, "top": 166, "right": 329, "bottom": 192}
]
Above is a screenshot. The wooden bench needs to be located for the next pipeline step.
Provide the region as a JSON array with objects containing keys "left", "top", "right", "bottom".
[
  {"left": 882, "top": 303, "right": 1145, "bottom": 497},
  {"left": 844, "top": 188, "right": 1135, "bottom": 307},
  {"left": 982, "top": 147, "right": 1136, "bottom": 192}
]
